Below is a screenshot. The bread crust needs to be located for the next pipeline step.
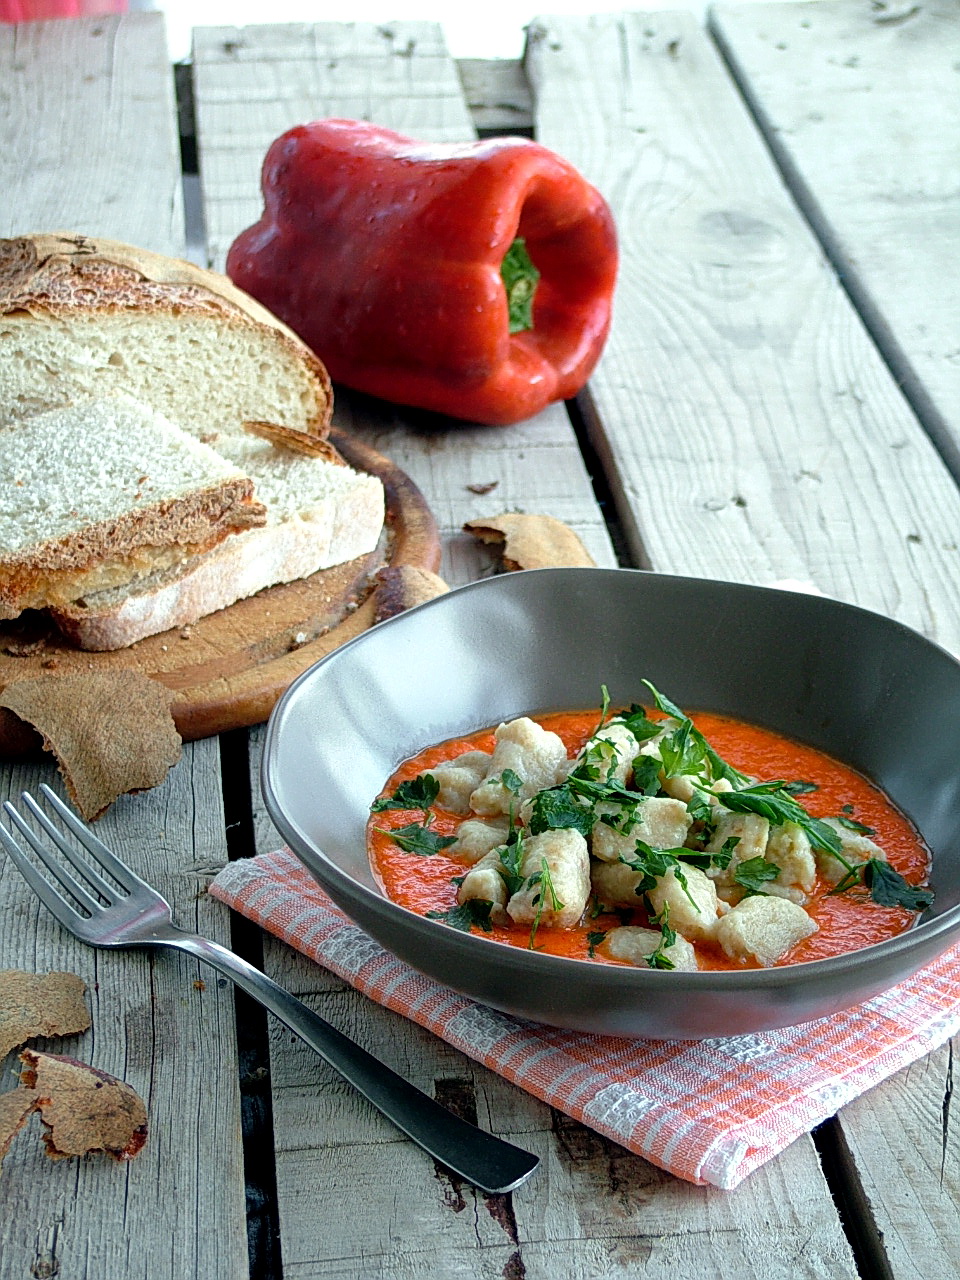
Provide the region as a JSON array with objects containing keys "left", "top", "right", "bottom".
[
  {"left": 51, "top": 480, "right": 385, "bottom": 651},
  {"left": 0, "top": 233, "right": 333, "bottom": 437},
  {"left": 0, "top": 477, "right": 266, "bottom": 617}
]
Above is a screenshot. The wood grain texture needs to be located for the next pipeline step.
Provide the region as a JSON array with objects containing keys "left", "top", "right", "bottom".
[
  {"left": 525, "top": 9, "right": 960, "bottom": 658},
  {"left": 0, "top": 743, "right": 248, "bottom": 1280},
  {"left": 0, "top": 14, "right": 184, "bottom": 253},
  {"left": 710, "top": 0, "right": 960, "bottom": 480},
  {"left": 704, "top": 10, "right": 960, "bottom": 1273},
  {"left": 193, "top": 21, "right": 474, "bottom": 271}
]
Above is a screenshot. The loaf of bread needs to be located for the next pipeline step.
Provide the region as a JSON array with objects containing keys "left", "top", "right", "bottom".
[
  {"left": 51, "top": 431, "right": 386, "bottom": 650},
  {"left": 0, "top": 395, "right": 267, "bottom": 620},
  {"left": 0, "top": 233, "right": 332, "bottom": 440}
]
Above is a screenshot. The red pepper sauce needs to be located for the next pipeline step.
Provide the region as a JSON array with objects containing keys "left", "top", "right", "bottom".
[{"left": 366, "top": 710, "right": 932, "bottom": 969}]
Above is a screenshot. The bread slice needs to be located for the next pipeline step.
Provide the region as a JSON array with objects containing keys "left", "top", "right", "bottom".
[
  {"left": 50, "top": 433, "right": 386, "bottom": 651},
  {"left": 0, "top": 395, "right": 267, "bottom": 620},
  {"left": 0, "top": 233, "right": 332, "bottom": 440}
]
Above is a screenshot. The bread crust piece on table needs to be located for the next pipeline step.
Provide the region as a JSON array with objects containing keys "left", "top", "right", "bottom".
[{"left": 0, "top": 232, "right": 333, "bottom": 439}]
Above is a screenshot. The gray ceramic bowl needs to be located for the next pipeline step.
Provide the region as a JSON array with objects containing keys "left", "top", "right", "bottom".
[{"left": 262, "top": 567, "right": 960, "bottom": 1039}]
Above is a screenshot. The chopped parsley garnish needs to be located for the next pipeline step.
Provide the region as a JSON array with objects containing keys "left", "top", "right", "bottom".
[
  {"left": 370, "top": 773, "right": 440, "bottom": 813},
  {"left": 679, "top": 835, "right": 739, "bottom": 872},
  {"left": 378, "top": 821, "right": 457, "bottom": 857},
  {"left": 716, "top": 781, "right": 842, "bottom": 855},
  {"left": 733, "top": 855, "right": 781, "bottom": 896},
  {"left": 641, "top": 680, "right": 752, "bottom": 787},
  {"left": 620, "top": 841, "right": 698, "bottom": 910},
  {"left": 644, "top": 902, "right": 677, "bottom": 970},
  {"left": 784, "top": 779, "right": 819, "bottom": 796},
  {"left": 497, "top": 825, "right": 526, "bottom": 897},
  {"left": 427, "top": 900, "right": 495, "bottom": 932},
  {"left": 586, "top": 929, "right": 607, "bottom": 958},
  {"left": 631, "top": 754, "right": 663, "bottom": 797},
  {"left": 618, "top": 704, "right": 666, "bottom": 743},
  {"left": 834, "top": 813, "right": 876, "bottom": 837},
  {"left": 527, "top": 783, "right": 596, "bottom": 837},
  {"left": 526, "top": 857, "right": 564, "bottom": 949},
  {"left": 863, "top": 859, "right": 933, "bottom": 911},
  {"left": 500, "top": 768, "right": 524, "bottom": 797}
]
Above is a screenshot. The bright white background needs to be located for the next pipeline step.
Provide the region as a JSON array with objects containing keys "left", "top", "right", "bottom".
[{"left": 152, "top": 0, "right": 805, "bottom": 64}]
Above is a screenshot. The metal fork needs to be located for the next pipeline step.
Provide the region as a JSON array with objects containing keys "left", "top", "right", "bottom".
[{"left": 0, "top": 784, "right": 539, "bottom": 1194}]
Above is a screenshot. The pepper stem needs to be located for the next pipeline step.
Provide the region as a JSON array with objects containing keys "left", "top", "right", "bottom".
[{"left": 501, "top": 238, "right": 540, "bottom": 334}]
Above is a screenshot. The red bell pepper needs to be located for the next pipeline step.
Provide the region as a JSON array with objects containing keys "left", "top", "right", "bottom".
[{"left": 226, "top": 119, "right": 617, "bottom": 426}]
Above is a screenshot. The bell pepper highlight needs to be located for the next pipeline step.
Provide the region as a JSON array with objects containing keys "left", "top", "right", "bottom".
[{"left": 226, "top": 119, "right": 618, "bottom": 426}]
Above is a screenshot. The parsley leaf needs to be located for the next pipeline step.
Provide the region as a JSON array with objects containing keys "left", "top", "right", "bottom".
[
  {"left": 631, "top": 754, "right": 662, "bottom": 796},
  {"left": 733, "top": 856, "right": 780, "bottom": 896},
  {"left": 500, "top": 768, "right": 524, "bottom": 797},
  {"left": 586, "top": 929, "right": 607, "bottom": 958},
  {"left": 426, "top": 900, "right": 495, "bottom": 932},
  {"left": 641, "top": 680, "right": 751, "bottom": 787},
  {"left": 618, "top": 703, "right": 664, "bottom": 742},
  {"left": 645, "top": 902, "right": 677, "bottom": 970},
  {"left": 658, "top": 719, "right": 708, "bottom": 780},
  {"left": 370, "top": 774, "right": 440, "bottom": 813},
  {"left": 621, "top": 841, "right": 700, "bottom": 910},
  {"left": 378, "top": 822, "right": 457, "bottom": 857},
  {"left": 680, "top": 834, "right": 740, "bottom": 872},
  {"left": 594, "top": 684, "right": 612, "bottom": 736},
  {"left": 718, "top": 781, "right": 842, "bottom": 855},
  {"left": 527, "top": 857, "right": 564, "bottom": 949},
  {"left": 497, "top": 826, "right": 526, "bottom": 897},
  {"left": 863, "top": 860, "right": 933, "bottom": 911},
  {"left": 527, "top": 783, "right": 595, "bottom": 837},
  {"left": 784, "top": 779, "right": 819, "bottom": 796},
  {"left": 834, "top": 814, "right": 876, "bottom": 837}
]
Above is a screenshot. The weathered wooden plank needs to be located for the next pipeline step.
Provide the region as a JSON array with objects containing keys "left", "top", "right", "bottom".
[
  {"left": 526, "top": 9, "right": 960, "bottom": 656},
  {"left": 0, "top": 13, "right": 183, "bottom": 251},
  {"left": 710, "top": 0, "right": 960, "bottom": 480},
  {"left": 526, "top": 9, "right": 960, "bottom": 1276},
  {"left": 0, "top": 14, "right": 247, "bottom": 1278},
  {"left": 0, "top": 744, "right": 247, "bottom": 1280},
  {"left": 707, "top": 11, "right": 960, "bottom": 1267},
  {"left": 457, "top": 57, "right": 533, "bottom": 133},
  {"left": 202, "top": 19, "right": 858, "bottom": 1272}
]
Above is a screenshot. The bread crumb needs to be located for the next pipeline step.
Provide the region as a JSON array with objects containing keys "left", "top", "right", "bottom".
[{"left": 463, "top": 513, "right": 595, "bottom": 570}]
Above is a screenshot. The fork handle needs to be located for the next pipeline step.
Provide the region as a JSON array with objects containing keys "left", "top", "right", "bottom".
[{"left": 155, "top": 928, "right": 538, "bottom": 1194}]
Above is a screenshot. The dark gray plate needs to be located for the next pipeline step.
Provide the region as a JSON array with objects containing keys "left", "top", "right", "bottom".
[{"left": 262, "top": 567, "right": 960, "bottom": 1039}]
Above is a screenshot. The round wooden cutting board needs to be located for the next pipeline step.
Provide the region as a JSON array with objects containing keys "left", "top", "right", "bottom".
[{"left": 0, "top": 429, "right": 441, "bottom": 757}]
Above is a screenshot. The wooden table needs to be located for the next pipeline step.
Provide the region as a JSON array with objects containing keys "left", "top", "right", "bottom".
[{"left": 1, "top": 3, "right": 959, "bottom": 1275}]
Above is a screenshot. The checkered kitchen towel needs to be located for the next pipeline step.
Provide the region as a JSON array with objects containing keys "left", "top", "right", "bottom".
[{"left": 209, "top": 847, "right": 960, "bottom": 1190}]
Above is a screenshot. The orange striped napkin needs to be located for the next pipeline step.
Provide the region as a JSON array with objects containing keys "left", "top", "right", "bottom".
[{"left": 209, "top": 848, "right": 960, "bottom": 1190}]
